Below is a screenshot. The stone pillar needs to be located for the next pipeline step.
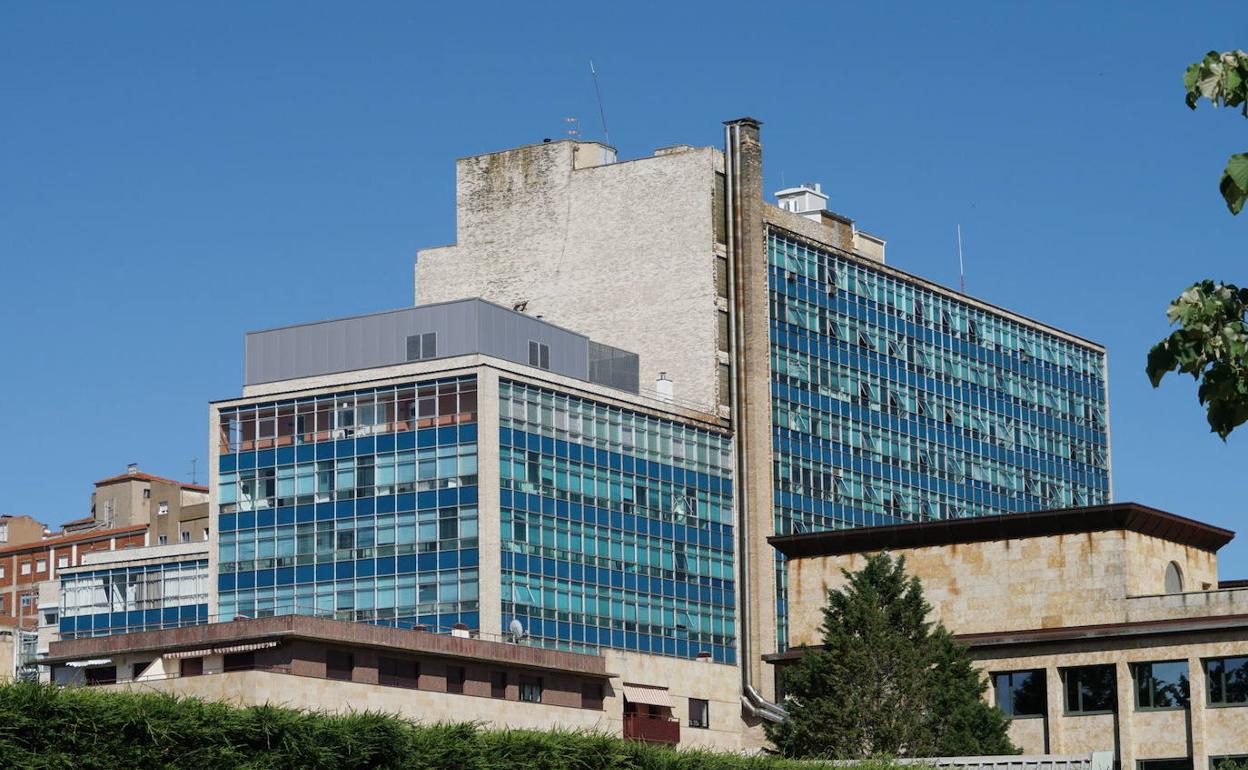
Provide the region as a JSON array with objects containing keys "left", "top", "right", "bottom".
[
  {"left": 725, "top": 117, "right": 778, "bottom": 701},
  {"left": 1188, "top": 654, "right": 1208, "bottom": 769},
  {"left": 1115, "top": 660, "right": 1136, "bottom": 769},
  {"left": 475, "top": 369, "right": 503, "bottom": 638},
  {"left": 1046, "top": 667, "right": 1066, "bottom": 752}
]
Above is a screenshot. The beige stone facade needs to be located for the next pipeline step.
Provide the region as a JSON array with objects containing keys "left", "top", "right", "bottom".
[
  {"left": 970, "top": 630, "right": 1248, "bottom": 764},
  {"left": 786, "top": 528, "right": 1222, "bottom": 646},
  {"left": 772, "top": 504, "right": 1248, "bottom": 765}
]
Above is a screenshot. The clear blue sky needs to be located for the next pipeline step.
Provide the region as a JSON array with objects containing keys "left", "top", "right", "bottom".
[{"left": 2, "top": 3, "right": 1246, "bottom": 573}]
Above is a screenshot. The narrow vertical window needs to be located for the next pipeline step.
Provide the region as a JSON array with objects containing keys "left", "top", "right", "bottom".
[{"left": 528, "top": 341, "right": 550, "bottom": 370}]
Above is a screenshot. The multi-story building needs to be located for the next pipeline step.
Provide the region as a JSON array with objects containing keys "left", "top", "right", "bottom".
[
  {"left": 770, "top": 502, "right": 1248, "bottom": 767},
  {"left": 200, "top": 298, "right": 755, "bottom": 748},
  {"left": 413, "top": 119, "right": 1111, "bottom": 691},
  {"left": 85, "top": 465, "right": 210, "bottom": 546}
]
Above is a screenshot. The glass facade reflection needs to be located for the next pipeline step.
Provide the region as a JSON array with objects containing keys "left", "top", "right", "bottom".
[
  {"left": 767, "top": 230, "right": 1111, "bottom": 646},
  {"left": 498, "top": 380, "right": 737, "bottom": 662},
  {"left": 216, "top": 375, "right": 480, "bottom": 632},
  {"left": 59, "top": 558, "right": 208, "bottom": 640}
]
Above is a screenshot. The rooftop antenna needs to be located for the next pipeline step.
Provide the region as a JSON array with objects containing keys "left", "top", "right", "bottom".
[
  {"left": 563, "top": 116, "right": 580, "bottom": 138},
  {"left": 956, "top": 224, "right": 966, "bottom": 294},
  {"left": 190, "top": 459, "right": 198, "bottom": 485},
  {"left": 589, "top": 60, "right": 610, "bottom": 146}
]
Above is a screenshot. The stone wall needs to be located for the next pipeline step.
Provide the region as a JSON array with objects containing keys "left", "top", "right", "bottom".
[
  {"left": 785, "top": 529, "right": 1227, "bottom": 644},
  {"left": 971, "top": 630, "right": 1248, "bottom": 765},
  {"left": 415, "top": 141, "right": 723, "bottom": 413}
]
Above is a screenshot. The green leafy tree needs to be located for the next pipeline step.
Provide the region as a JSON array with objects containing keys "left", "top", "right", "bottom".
[
  {"left": 1147, "top": 51, "right": 1248, "bottom": 438},
  {"left": 1185, "top": 50, "right": 1248, "bottom": 214},
  {"left": 1147, "top": 281, "right": 1248, "bottom": 439},
  {"left": 766, "top": 553, "right": 1015, "bottom": 759}
]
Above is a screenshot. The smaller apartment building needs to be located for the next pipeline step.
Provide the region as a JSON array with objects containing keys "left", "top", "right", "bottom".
[
  {"left": 769, "top": 503, "right": 1248, "bottom": 768},
  {"left": 0, "top": 524, "right": 148, "bottom": 629},
  {"left": 88, "top": 466, "right": 210, "bottom": 546}
]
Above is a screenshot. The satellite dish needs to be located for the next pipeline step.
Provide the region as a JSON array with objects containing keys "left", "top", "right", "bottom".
[{"left": 508, "top": 618, "right": 527, "bottom": 642}]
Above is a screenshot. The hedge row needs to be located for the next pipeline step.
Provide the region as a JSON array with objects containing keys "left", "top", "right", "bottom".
[{"left": 0, "top": 682, "right": 901, "bottom": 770}]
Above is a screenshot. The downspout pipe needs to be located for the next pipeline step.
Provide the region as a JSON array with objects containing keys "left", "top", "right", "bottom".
[{"left": 725, "top": 119, "right": 787, "bottom": 724}]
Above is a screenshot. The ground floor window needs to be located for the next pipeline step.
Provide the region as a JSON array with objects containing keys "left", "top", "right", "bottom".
[
  {"left": 1211, "top": 756, "right": 1248, "bottom": 770},
  {"left": 446, "top": 665, "right": 465, "bottom": 694},
  {"left": 688, "top": 698, "right": 709, "bottom": 728},
  {"left": 1205, "top": 656, "right": 1248, "bottom": 706},
  {"left": 1062, "top": 665, "right": 1116, "bottom": 715},
  {"left": 85, "top": 666, "right": 117, "bottom": 686},
  {"left": 1132, "top": 661, "right": 1189, "bottom": 710},
  {"left": 325, "top": 650, "right": 354, "bottom": 681},
  {"left": 378, "top": 656, "right": 419, "bottom": 688},
  {"left": 1137, "top": 759, "right": 1192, "bottom": 770},
  {"left": 993, "top": 669, "right": 1046, "bottom": 717},
  {"left": 519, "top": 676, "right": 542, "bottom": 703}
]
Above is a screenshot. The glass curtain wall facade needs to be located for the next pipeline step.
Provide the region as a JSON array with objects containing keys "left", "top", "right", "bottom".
[
  {"left": 767, "top": 230, "right": 1110, "bottom": 645},
  {"left": 215, "top": 375, "right": 480, "bottom": 632},
  {"left": 59, "top": 559, "right": 209, "bottom": 639},
  {"left": 498, "top": 380, "right": 737, "bottom": 663}
]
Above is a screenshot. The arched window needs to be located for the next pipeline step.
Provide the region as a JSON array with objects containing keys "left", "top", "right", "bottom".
[{"left": 1164, "top": 561, "right": 1184, "bottom": 594}]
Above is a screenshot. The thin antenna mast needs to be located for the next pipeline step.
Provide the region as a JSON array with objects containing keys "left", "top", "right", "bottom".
[
  {"left": 956, "top": 224, "right": 966, "bottom": 294},
  {"left": 589, "top": 60, "right": 610, "bottom": 146},
  {"left": 190, "top": 459, "right": 198, "bottom": 485}
]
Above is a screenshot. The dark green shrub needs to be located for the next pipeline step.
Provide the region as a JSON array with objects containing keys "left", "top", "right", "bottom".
[{"left": 0, "top": 682, "right": 915, "bottom": 770}]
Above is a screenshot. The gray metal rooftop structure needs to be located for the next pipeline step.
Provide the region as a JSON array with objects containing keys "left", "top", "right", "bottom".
[{"left": 243, "top": 298, "right": 640, "bottom": 393}]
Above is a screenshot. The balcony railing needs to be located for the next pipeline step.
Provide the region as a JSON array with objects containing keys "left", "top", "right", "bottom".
[{"left": 622, "top": 713, "right": 680, "bottom": 745}]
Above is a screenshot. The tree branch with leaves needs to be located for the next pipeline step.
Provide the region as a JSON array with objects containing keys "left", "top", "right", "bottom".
[
  {"left": 1185, "top": 50, "right": 1248, "bottom": 214},
  {"left": 1146, "top": 51, "right": 1248, "bottom": 439}
]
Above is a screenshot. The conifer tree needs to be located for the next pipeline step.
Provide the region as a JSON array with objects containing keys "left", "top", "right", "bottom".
[{"left": 766, "top": 553, "right": 1015, "bottom": 758}]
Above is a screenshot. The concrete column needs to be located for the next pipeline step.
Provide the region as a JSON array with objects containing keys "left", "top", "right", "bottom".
[
  {"left": 475, "top": 369, "right": 503, "bottom": 638},
  {"left": 1188, "top": 654, "right": 1208, "bottom": 769},
  {"left": 1046, "top": 667, "right": 1067, "bottom": 752},
  {"left": 1115, "top": 660, "right": 1135, "bottom": 769}
]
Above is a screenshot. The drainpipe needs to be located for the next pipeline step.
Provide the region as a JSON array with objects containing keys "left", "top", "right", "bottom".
[{"left": 725, "top": 119, "right": 786, "bottom": 723}]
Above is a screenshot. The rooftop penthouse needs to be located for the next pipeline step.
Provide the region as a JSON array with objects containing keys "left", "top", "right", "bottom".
[{"left": 243, "top": 298, "right": 640, "bottom": 394}]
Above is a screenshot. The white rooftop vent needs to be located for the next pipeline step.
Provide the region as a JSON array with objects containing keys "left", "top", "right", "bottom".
[{"left": 774, "top": 182, "right": 828, "bottom": 221}]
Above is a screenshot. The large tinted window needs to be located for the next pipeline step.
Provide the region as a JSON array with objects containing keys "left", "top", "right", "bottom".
[
  {"left": 1134, "top": 661, "right": 1189, "bottom": 710},
  {"left": 1206, "top": 656, "right": 1248, "bottom": 706},
  {"left": 1063, "top": 665, "right": 1116, "bottom": 715},
  {"left": 993, "top": 670, "right": 1046, "bottom": 717},
  {"left": 1138, "top": 760, "right": 1192, "bottom": 770}
]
